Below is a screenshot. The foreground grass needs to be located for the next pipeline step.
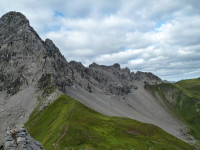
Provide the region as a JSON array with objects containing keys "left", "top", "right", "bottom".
[
  {"left": 25, "top": 95, "right": 195, "bottom": 150},
  {"left": 145, "top": 78, "right": 200, "bottom": 141}
]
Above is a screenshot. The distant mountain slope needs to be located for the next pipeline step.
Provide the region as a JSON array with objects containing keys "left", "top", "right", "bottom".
[
  {"left": 175, "top": 78, "right": 200, "bottom": 99},
  {"left": 145, "top": 78, "right": 200, "bottom": 145},
  {"left": 25, "top": 95, "right": 196, "bottom": 150}
]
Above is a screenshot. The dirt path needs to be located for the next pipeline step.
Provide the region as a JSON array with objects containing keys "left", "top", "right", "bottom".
[{"left": 55, "top": 124, "right": 68, "bottom": 148}]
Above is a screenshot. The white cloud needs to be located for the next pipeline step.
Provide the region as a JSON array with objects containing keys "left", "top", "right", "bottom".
[{"left": 129, "top": 58, "right": 144, "bottom": 65}]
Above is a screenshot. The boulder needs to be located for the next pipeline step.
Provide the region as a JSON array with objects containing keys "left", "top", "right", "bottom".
[{"left": 3, "top": 125, "right": 43, "bottom": 150}]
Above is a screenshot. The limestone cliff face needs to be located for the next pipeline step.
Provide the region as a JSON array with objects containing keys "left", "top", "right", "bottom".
[
  {"left": 69, "top": 61, "right": 161, "bottom": 95},
  {"left": 0, "top": 11, "right": 73, "bottom": 96}
]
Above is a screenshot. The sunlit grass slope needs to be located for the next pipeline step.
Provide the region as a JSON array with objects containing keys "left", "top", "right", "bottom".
[{"left": 25, "top": 95, "right": 195, "bottom": 150}]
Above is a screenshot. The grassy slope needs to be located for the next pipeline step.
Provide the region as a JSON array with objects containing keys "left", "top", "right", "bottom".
[
  {"left": 175, "top": 78, "right": 200, "bottom": 140},
  {"left": 175, "top": 78, "right": 200, "bottom": 100},
  {"left": 25, "top": 95, "right": 195, "bottom": 150},
  {"left": 145, "top": 78, "right": 200, "bottom": 141}
]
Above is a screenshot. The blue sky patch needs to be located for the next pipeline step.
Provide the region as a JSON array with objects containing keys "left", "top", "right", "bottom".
[
  {"left": 54, "top": 11, "right": 64, "bottom": 17},
  {"left": 156, "top": 22, "right": 163, "bottom": 29},
  {"left": 120, "top": 46, "right": 132, "bottom": 51},
  {"left": 49, "top": 25, "right": 61, "bottom": 31}
]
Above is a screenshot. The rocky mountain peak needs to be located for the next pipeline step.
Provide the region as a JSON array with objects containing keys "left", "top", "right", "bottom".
[
  {"left": 0, "top": 11, "right": 29, "bottom": 27},
  {"left": 45, "top": 38, "right": 58, "bottom": 52},
  {"left": 44, "top": 38, "right": 65, "bottom": 60},
  {"left": 113, "top": 63, "right": 120, "bottom": 69},
  {"left": 0, "top": 11, "right": 29, "bottom": 40},
  {"left": 88, "top": 62, "right": 98, "bottom": 68},
  {"left": 0, "top": 11, "right": 72, "bottom": 95},
  {"left": 134, "top": 71, "right": 161, "bottom": 83},
  {"left": 89, "top": 62, "right": 121, "bottom": 70},
  {"left": 0, "top": 11, "right": 41, "bottom": 46}
]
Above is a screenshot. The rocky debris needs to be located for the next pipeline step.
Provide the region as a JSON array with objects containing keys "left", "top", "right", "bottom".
[
  {"left": 0, "top": 87, "right": 37, "bottom": 146},
  {"left": 87, "top": 83, "right": 92, "bottom": 93},
  {"left": 3, "top": 125, "right": 43, "bottom": 150}
]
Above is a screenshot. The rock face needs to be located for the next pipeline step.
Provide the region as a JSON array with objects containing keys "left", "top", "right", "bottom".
[
  {"left": 69, "top": 61, "right": 161, "bottom": 95},
  {"left": 0, "top": 11, "right": 73, "bottom": 96},
  {"left": 4, "top": 125, "right": 43, "bottom": 150}
]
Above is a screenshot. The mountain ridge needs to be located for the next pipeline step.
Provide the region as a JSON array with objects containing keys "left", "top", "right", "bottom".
[{"left": 0, "top": 11, "right": 162, "bottom": 97}]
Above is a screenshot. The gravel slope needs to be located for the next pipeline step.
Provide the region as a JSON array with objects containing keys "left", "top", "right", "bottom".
[
  {"left": 0, "top": 82, "right": 194, "bottom": 145},
  {"left": 65, "top": 81, "right": 190, "bottom": 143},
  {"left": 0, "top": 87, "right": 37, "bottom": 145}
]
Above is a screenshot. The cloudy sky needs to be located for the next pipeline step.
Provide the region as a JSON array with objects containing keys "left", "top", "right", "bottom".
[{"left": 0, "top": 0, "right": 200, "bottom": 81}]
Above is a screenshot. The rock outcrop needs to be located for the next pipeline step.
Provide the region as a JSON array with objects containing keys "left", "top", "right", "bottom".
[
  {"left": 69, "top": 61, "right": 161, "bottom": 95},
  {"left": 0, "top": 11, "right": 73, "bottom": 96},
  {"left": 3, "top": 125, "right": 43, "bottom": 150}
]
